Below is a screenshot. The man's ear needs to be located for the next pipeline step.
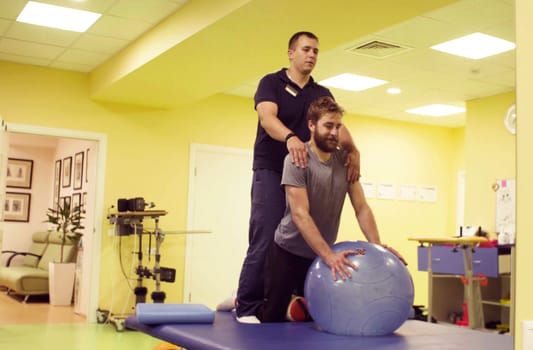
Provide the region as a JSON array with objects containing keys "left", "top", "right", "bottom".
[{"left": 308, "top": 119, "right": 315, "bottom": 131}]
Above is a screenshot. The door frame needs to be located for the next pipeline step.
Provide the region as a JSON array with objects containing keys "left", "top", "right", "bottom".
[{"left": 7, "top": 122, "right": 107, "bottom": 323}]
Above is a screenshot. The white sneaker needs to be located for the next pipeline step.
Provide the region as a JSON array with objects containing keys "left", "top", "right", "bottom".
[
  {"left": 216, "top": 290, "right": 237, "bottom": 312},
  {"left": 236, "top": 315, "right": 261, "bottom": 324}
]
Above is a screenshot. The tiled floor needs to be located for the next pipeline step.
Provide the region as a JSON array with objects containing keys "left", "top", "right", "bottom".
[{"left": 0, "top": 291, "right": 165, "bottom": 349}]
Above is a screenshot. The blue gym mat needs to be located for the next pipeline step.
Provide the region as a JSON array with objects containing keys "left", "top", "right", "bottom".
[{"left": 125, "top": 311, "right": 513, "bottom": 350}]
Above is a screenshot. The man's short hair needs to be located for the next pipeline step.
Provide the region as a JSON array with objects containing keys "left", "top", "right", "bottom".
[
  {"left": 288, "top": 31, "right": 319, "bottom": 50},
  {"left": 307, "top": 96, "right": 344, "bottom": 123}
]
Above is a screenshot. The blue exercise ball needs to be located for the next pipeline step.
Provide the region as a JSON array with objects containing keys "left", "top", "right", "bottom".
[{"left": 304, "top": 241, "right": 414, "bottom": 336}]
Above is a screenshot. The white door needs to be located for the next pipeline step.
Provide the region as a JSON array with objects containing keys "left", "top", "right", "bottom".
[
  {"left": 184, "top": 144, "right": 252, "bottom": 309},
  {"left": 0, "top": 118, "right": 8, "bottom": 251}
]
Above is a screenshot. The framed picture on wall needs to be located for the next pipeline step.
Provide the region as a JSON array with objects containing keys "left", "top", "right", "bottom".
[
  {"left": 74, "top": 151, "right": 84, "bottom": 190},
  {"left": 6, "top": 158, "right": 33, "bottom": 189},
  {"left": 72, "top": 193, "right": 81, "bottom": 212},
  {"left": 4, "top": 192, "right": 31, "bottom": 222},
  {"left": 62, "top": 156, "right": 72, "bottom": 188},
  {"left": 85, "top": 148, "right": 89, "bottom": 183},
  {"left": 54, "top": 159, "right": 61, "bottom": 210},
  {"left": 82, "top": 192, "right": 87, "bottom": 213}
]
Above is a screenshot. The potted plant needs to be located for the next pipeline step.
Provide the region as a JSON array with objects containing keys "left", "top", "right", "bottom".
[
  {"left": 44, "top": 201, "right": 84, "bottom": 306},
  {"left": 45, "top": 201, "right": 84, "bottom": 262}
]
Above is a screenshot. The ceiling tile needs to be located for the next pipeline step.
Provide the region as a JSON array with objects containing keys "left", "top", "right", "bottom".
[
  {"left": 0, "top": 18, "right": 11, "bottom": 36},
  {"left": 88, "top": 15, "right": 154, "bottom": 41},
  {"left": 424, "top": 0, "right": 514, "bottom": 28},
  {"left": 387, "top": 48, "right": 511, "bottom": 78},
  {"left": 432, "top": 75, "right": 509, "bottom": 98},
  {"left": 56, "top": 48, "right": 108, "bottom": 66},
  {"left": 482, "top": 19, "right": 516, "bottom": 42},
  {"left": 480, "top": 50, "right": 515, "bottom": 69},
  {"left": 317, "top": 49, "right": 382, "bottom": 79},
  {"left": 108, "top": 0, "right": 185, "bottom": 23},
  {"left": 72, "top": 34, "right": 129, "bottom": 55},
  {"left": 0, "top": 51, "right": 51, "bottom": 67},
  {"left": 477, "top": 69, "right": 515, "bottom": 88},
  {"left": 0, "top": 37, "right": 64, "bottom": 59},
  {"left": 6, "top": 22, "right": 80, "bottom": 47},
  {"left": 349, "top": 60, "right": 417, "bottom": 83},
  {"left": 39, "top": 0, "right": 114, "bottom": 13},
  {"left": 0, "top": 0, "right": 28, "bottom": 20},
  {"left": 375, "top": 16, "right": 468, "bottom": 48}
]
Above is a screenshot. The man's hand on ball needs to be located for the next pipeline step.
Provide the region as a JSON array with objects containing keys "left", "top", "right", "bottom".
[
  {"left": 381, "top": 244, "right": 407, "bottom": 266},
  {"left": 324, "top": 250, "right": 358, "bottom": 281}
]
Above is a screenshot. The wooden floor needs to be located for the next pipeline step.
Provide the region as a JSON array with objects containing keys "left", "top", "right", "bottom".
[{"left": 0, "top": 289, "right": 86, "bottom": 325}]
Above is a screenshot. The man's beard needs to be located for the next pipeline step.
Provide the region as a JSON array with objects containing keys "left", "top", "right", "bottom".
[{"left": 313, "top": 132, "right": 338, "bottom": 153}]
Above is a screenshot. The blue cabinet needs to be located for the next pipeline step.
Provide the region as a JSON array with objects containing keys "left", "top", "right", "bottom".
[{"left": 417, "top": 246, "right": 500, "bottom": 277}]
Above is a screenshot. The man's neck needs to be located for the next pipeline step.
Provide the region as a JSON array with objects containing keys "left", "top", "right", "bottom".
[
  {"left": 309, "top": 141, "right": 332, "bottom": 163},
  {"left": 286, "top": 68, "right": 310, "bottom": 88}
]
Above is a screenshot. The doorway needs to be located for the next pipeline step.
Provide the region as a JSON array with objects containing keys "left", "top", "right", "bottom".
[{"left": 2, "top": 122, "right": 107, "bottom": 323}]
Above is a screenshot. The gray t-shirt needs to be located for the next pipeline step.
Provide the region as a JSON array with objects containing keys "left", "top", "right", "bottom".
[{"left": 274, "top": 143, "right": 349, "bottom": 259}]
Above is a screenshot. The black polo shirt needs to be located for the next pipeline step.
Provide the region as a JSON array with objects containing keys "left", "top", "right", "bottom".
[{"left": 253, "top": 68, "right": 333, "bottom": 173}]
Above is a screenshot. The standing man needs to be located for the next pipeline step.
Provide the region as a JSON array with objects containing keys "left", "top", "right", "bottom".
[
  {"left": 257, "top": 96, "right": 405, "bottom": 322},
  {"left": 235, "top": 32, "right": 361, "bottom": 323}
]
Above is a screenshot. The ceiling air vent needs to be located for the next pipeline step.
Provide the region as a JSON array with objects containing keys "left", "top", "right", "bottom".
[{"left": 346, "top": 40, "right": 411, "bottom": 59}]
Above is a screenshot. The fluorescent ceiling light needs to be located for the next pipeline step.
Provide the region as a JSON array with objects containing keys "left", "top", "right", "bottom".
[
  {"left": 387, "top": 87, "right": 401, "bottom": 94},
  {"left": 320, "top": 73, "right": 387, "bottom": 92},
  {"left": 431, "top": 32, "right": 515, "bottom": 60},
  {"left": 17, "top": 1, "right": 101, "bottom": 33},
  {"left": 406, "top": 104, "right": 465, "bottom": 117}
]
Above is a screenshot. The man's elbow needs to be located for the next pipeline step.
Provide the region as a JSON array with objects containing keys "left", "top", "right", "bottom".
[
  {"left": 258, "top": 114, "right": 266, "bottom": 127},
  {"left": 291, "top": 208, "right": 309, "bottom": 226}
]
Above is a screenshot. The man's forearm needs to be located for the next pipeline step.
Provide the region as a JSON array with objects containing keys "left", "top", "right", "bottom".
[
  {"left": 293, "top": 212, "right": 334, "bottom": 260},
  {"left": 260, "top": 113, "right": 293, "bottom": 142},
  {"left": 339, "top": 125, "right": 357, "bottom": 152},
  {"left": 356, "top": 206, "right": 381, "bottom": 244}
]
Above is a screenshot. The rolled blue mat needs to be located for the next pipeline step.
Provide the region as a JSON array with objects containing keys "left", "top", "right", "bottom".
[{"left": 136, "top": 303, "right": 215, "bottom": 324}]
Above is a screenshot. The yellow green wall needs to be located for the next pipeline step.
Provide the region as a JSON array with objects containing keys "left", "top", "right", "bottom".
[
  {"left": 464, "top": 92, "right": 516, "bottom": 234},
  {"left": 0, "top": 60, "right": 520, "bottom": 329},
  {"left": 450, "top": 127, "right": 465, "bottom": 228}
]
